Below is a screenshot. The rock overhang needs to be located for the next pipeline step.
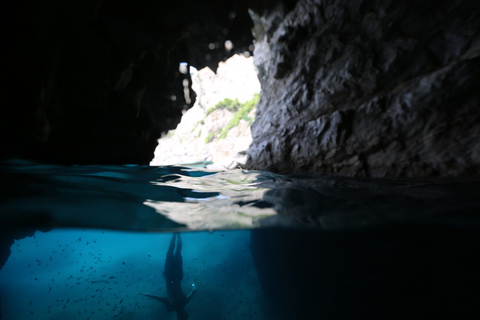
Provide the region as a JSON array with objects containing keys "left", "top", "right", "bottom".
[
  {"left": 2, "top": 0, "right": 480, "bottom": 178},
  {"left": 1, "top": 0, "right": 257, "bottom": 165}
]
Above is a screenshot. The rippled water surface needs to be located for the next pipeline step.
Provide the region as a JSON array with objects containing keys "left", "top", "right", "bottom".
[
  {"left": 2, "top": 159, "right": 480, "bottom": 231},
  {"left": 2, "top": 159, "right": 480, "bottom": 319}
]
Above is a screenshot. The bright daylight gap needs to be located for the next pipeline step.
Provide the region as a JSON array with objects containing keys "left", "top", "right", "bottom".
[{"left": 150, "top": 53, "right": 261, "bottom": 169}]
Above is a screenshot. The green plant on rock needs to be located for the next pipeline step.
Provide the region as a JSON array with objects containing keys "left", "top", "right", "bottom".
[
  {"left": 218, "top": 93, "right": 259, "bottom": 139},
  {"left": 205, "top": 132, "right": 215, "bottom": 143},
  {"left": 206, "top": 97, "right": 243, "bottom": 116},
  {"left": 165, "top": 130, "right": 175, "bottom": 138}
]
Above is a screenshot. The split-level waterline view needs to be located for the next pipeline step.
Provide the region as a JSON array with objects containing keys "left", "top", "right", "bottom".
[
  {"left": 3, "top": 54, "right": 480, "bottom": 319},
  {"left": 2, "top": 1, "right": 480, "bottom": 319}
]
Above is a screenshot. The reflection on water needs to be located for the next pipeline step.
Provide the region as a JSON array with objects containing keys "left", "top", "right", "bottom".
[
  {"left": 1, "top": 159, "right": 480, "bottom": 319},
  {"left": 1, "top": 159, "right": 480, "bottom": 231},
  {"left": 0, "top": 159, "right": 277, "bottom": 231}
]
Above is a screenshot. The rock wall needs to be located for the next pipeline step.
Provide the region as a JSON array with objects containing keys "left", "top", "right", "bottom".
[
  {"left": 247, "top": 0, "right": 480, "bottom": 177},
  {"left": 150, "top": 55, "right": 260, "bottom": 168},
  {"left": 2, "top": 0, "right": 253, "bottom": 164}
]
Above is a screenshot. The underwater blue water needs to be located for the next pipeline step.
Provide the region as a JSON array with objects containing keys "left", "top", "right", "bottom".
[
  {"left": 2, "top": 160, "right": 480, "bottom": 319},
  {"left": 0, "top": 229, "right": 263, "bottom": 320}
]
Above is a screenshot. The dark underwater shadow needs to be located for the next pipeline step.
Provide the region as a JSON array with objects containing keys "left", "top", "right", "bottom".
[
  {"left": 251, "top": 225, "right": 480, "bottom": 320},
  {"left": 255, "top": 173, "right": 480, "bottom": 229}
]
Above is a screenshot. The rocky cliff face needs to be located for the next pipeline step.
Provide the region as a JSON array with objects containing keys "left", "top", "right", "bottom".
[
  {"left": 4, "top": 1, "right": 479, "bottom": 175},
  {"left": 150, "top": 55, "right": 260, "bottom": 168},
  {"left": 2, "top": 1, "right": 253, "bottom": 164},
  {"left": 247, "top": 0, "right": 480, "bottom": 177}
]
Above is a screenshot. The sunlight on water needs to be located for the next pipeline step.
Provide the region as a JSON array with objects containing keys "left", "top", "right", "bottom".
[
  {"left": 2, "top": 160, "right": 480, "bottom": 319},
  {"left": 144, "top": 169, "right": 276, "bottom": 230},
  {"left": 0, "top": 160, "right": 278, "bottom": 231},
  {"left": 2, "top": 159, "right": 480, "bottom": 232}
]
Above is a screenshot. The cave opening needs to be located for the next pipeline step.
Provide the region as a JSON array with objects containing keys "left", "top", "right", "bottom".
[
  {"left": 150, "top": 53, "right": 261, "bottom": 169},
  {"left": 1, "top": 1, "right": 480, "bottom": 319}
]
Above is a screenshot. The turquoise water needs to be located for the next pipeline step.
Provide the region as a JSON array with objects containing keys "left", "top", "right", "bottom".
[
  {"left": 2, "top": 159, "right": 480, "bottom": 232},
  {"left": 1, "top": 159, "right": 480, "bottom": 319},
  {"left": 0, "top": 229, "right": 263, "bottom": 320}
]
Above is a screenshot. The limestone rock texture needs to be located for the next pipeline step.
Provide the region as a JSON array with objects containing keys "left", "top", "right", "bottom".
[
  {"left": 150, "top": 55, "right": 260, "bottom": 168},
  {"left": 2, "top": 1, "right": 253, "bottom": 164},
  {"left": 247, "top": 0, "right": 480, "bottom": 177}
]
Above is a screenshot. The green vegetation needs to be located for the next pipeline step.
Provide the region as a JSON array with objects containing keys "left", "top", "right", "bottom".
[
  {"left": 202, "top": 93, "right": 260, "bottom": 143},
  {"left": 206, "top": 98, "right": 242, "bottom": 116},
  {"left": 161, "top": 93, "right": 260, "bottom": 145},
  {"left": 205, "top": 132, "right": 216, "bottom": 143},
  {"left": 165, "top": 130, "right": 175, "bottom": 138},
  {"left": 218, "top": 93, "right": 259, "bottom": 139}
]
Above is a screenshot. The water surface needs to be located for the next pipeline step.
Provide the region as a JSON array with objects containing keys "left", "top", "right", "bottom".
[
  {"left": 2, "top": 159, "right": 479, "bottom": 231},
  {"left": 2, "top": 159, "right": 480, "bottom": 319}
]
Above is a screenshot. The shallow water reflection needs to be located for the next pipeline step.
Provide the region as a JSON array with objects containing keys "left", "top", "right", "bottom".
[
  {"left": 1, "top": 159, "right": 480, "bottom": 231},
  {"left": 2, "top": 159, "right": 480, "bottom": 319}
]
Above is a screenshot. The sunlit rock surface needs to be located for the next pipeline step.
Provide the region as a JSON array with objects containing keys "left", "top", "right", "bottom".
[
  {"left": 150, "top": 55, "right": 260, "bottom": 168},
  {"left": 247, "top": 0, "right": 480, "bottom": 177}
]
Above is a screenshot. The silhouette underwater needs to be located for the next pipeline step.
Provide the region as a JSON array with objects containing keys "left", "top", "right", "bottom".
[{"left": 141, "top": 233, "right": 196, "bottom": 320}]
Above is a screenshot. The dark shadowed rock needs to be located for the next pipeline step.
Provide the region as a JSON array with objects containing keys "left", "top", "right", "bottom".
[
  {"left": 1, "top": 1, "right": 253, "bottom": 165},
  {"left": 0, "top": 229, "right": 37, "bottom": 271},
  {"left": 247, "top": 0, "right": 480, "bottom": 177}
]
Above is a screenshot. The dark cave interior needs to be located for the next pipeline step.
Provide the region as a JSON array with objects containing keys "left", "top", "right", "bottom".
[{"left": 2, "top": 1, "right": 480, "bottom": 319}]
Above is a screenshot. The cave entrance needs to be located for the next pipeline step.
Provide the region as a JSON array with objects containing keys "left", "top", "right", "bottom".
[{"left": 150, "top": 54, "right": 260, "bottom": 168}]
